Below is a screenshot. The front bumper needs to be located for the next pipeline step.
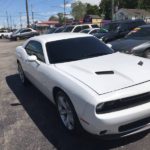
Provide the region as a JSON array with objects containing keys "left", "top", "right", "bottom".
[
  {"left": 80, "top": 81, "right": 150, "bottom": 138},
  {"left": 81, "top": 102, "right": 150, "bottom": 138}
]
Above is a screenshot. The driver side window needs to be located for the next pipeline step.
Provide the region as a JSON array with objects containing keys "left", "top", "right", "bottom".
[{"left": 25, "top": 40, "right": 45, "bottom": 62}]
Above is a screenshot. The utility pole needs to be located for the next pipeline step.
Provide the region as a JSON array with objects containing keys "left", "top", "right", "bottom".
[
  {"left": 112, "top": 0, "right": 114, "bottom": 20},
  {"left": 64, "top": 0, "right": 66, "bottom": 25},
  {"left": 31, "top": 4, "right": 34, "bottom": 23},
  {"left": 9, "top": 15, "right": 12, "bottom": 30},
  {"left": 25, "top": 0, "right": 30, "bottom": 27},
  {"left": 6, "top": 11, "right": 9, "bottom": 29}
]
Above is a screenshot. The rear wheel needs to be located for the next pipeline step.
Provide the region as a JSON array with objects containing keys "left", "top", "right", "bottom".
[
  {"left": 144, "top": 49, "right": 150, "bottom": 59},
  {"left": 1, "top": 35, "right": 4, "bottom": 39},
  {"left": 55, "top": 90, "right": 82, "bottom": 134}
]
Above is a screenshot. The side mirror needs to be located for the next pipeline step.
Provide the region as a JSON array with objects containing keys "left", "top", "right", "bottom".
[{"left": 27, "top": 55, "right": 37, "bottom": 62}]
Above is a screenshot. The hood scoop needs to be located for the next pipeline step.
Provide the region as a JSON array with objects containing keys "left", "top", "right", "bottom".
[{"left": 95, "top": 71, "right": 114, "bottom": 75}]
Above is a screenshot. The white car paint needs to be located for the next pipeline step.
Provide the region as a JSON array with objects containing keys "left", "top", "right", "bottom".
[{"left": 16, "top": 33, "right": 150, "bottom": 138}]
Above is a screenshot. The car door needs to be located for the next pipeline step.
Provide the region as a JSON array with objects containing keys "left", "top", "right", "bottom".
[{"left": 25, "top": 40, "right": 49, "bottom": 93}]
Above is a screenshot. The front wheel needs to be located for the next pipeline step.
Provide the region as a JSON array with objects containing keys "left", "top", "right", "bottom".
[
  {"left": 55, "top": 90, "right": 82, "bottom": 134},
  {"left": 18, "top": 63, "right": 29, "bottom": 85}
]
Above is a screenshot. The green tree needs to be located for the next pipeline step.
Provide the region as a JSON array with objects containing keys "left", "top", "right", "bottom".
[
  {"left": 99, "top": 0, "right": 140, "bottom": 19},
  {"left": 99, "top": 0, "right": 112, "bottom": 19},
  {"left": 71, "top": 1, "right": 86, "bottom": 20},
  {"left": 86, "top": 3, "right": 100, "bottom": 16},
  {"left": 57, "top": 13, "right": 64, "bottom": 24},
  {"left": 49, "top": 15, "right": 58, "bottom": 21}
]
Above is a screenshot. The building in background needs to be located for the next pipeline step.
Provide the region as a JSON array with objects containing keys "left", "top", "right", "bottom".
[
  {"left": 32, "top": 20, "right": 59, "bottom": 34},
  {"left": 115, "top": 8, "right": 150, "bottom": 23},
  {"left": 83, "top": 15, "right": 101, "bottom": 26}
]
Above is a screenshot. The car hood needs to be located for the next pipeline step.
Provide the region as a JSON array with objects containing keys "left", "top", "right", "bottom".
[
  {"left": 55, "top": 53, "right": 150, "bottom": 95},
  {"left": 110, "top": 38, "right": 148, "bottom": 52}
]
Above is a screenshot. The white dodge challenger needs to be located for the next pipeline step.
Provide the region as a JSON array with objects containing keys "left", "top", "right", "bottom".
[{"left": 16, "top": 33, "right": 150, "bottom": 138}]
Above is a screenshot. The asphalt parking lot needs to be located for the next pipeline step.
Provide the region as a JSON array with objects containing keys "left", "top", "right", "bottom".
[{"left": 1, "top": 39, "right": 150, "bottom": 150}]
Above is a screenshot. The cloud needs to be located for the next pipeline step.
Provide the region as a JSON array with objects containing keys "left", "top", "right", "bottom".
[
  {"left": 60, "top": 3, "right": 72, "bottom": 8},
  {"left": 75, "top": 0, "right": 101, "bottom": 5}
]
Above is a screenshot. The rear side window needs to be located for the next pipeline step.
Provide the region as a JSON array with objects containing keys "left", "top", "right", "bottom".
[
  {"left": 63, "top": 26, "right": 74, "bottom": 32},
  {"left": 91, "top": 24, "right": 99, "bottom": 28},
  {"left": 25, "top": 40, "right": 45, "bottom": 62},
  {"left": 73, "top": 26, "right": 82, "bottom": 32},
  {"left": 82, "top": 25, "right": 89, "bottom": 30}
]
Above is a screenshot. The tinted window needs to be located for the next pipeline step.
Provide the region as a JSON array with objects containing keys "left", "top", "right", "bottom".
[
  {"left": 90, "top": 30, "right": 98, "bottom": 34},
  {"left": 82, "top": 25, "right": 89, "bottom": 30},
  {"left": 21, "top": 29, "right": 31, "bottom": 33},
  {"left": 63, "top": 26, "right": 74, "bottom": 32},
  {"left": 81, "top": 29, "right": 90, "bottom": 33},
  {"left": 91, "top": 24, "right": 99, "bottom": 28},
  {"left": 74, "top": 26, "right": 82, "bottom": 32},
  {"left": 25, "top": 41, "right": 45, "bottom": 62},
  {"left": 103, "top": 23, "right": 119, "bottom": 31},
  {"left": 54, "top": 27, "right": 64, "bottom": 33},
  {"left": 126, "top": 27, "right": 150, "bottom": 39},
  {"left": 46, "top": 37, "right": 113, "bottom": 63}
]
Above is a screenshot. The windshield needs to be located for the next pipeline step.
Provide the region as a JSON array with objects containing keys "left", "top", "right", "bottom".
[
  {"left": 63, "top": 26, "right": 74, "bottom": 32},
  {"left": 103, "top": 23, "right": 119, "bottom": 31},
  {"left": 13, "top": 29, "right": 22, "bottom": 34},
  {"left": 46, "top": 37, "right": 113, "bottom": 64},
  {"left": 126, "top": 27, "right": 150, "bottom": 39},
  {"left": 99, "top": 28, "right": 108, "bottom": 33}
]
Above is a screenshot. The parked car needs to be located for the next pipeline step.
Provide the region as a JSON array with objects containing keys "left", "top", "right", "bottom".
[
  {"left": 54, "top": 26, "right": 65, "bottom": 33},
  {"left": 0, "top": 30, "right": 12, "bottom": 39},
  {"left": 63, "top": 24, "right": 99, "bottom": 33},
  {"left": 100, "top": 19, "right": 146, "bottom": 43},
  {"left": 48, "top": 26, "right": 66, "bottom": 34},
  {"left": 80, "top": 28, "right": 108, "bottom": 38},
  {"left": 16, "top": 33, "right": 150, "bottom": 138},
  {"left": 109, "top": 25, "right": 150, "bottom": 58},
  {"left": 10, "top": 28, "right": 39, "bottom": 41}
]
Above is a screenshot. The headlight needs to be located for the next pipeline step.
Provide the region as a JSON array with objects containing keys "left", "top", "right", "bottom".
[{"left": 96, "top": 101, "right": 118, "bottom": 114}]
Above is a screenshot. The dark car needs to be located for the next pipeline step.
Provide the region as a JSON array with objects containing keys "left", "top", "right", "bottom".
[
  {"left": 109, "top": 25, "right": 150, "bottom": 58},
  {"left": 100, "top": 19, "right": 146, "bottom": 43},
  {"left": 11, "top": 28, "right": 39, "bottom": 41}
]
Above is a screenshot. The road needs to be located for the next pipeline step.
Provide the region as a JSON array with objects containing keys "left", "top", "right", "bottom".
[{"left": 0, "top": 39, "right": 150, "bottom": 150}]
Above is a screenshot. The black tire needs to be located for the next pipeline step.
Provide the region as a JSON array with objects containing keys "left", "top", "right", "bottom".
[
  {"left": 18, "top": 63, "right": 29, "bottom": 86},
  {"left": 1, "top": 35, "right": 4, "bottom": 39},
  {"left": 55, "top": 90, "right": 82, "bottom": 134},
  {"left": 16, "top": 36, "right": 20, "bottom": 41},
  {"left": 144, "top": 49, "right": 150, "bottom": 59}
]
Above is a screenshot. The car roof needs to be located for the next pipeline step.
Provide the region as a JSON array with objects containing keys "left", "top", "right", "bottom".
[
  {"left": 29, "top": 33, "right": 93, "bottom": 43},
  {"left": 109, "top": 19, "right": 145, "bottom": 24}
]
